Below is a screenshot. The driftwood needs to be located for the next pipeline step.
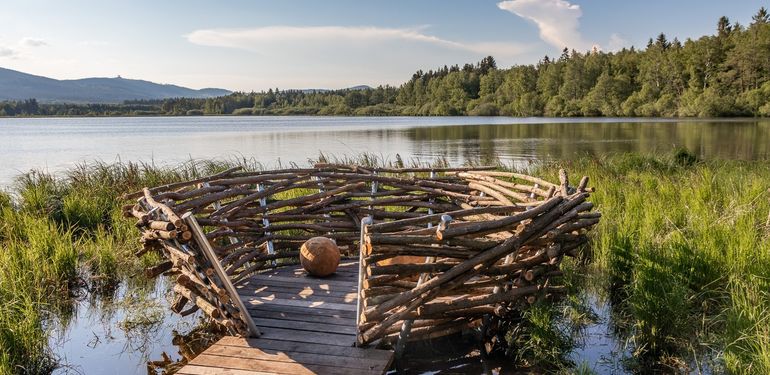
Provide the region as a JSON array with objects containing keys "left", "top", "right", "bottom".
[{"left": 124, "top": 164, "right": 599, "bottom": 346}]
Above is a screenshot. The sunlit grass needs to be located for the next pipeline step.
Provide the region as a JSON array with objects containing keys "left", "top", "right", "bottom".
[{"left": 530, "top": 151, "right": 770, "bottom": 372}]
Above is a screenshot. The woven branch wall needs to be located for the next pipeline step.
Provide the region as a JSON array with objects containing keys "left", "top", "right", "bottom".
[{"left": 122, "top": 164, "right": 599, "bottom": 342}]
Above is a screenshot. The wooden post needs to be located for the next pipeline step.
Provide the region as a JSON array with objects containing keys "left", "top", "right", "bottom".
[
  {"left": 356, "top": 216, "right": 374, "bottom": 346},
  {"left": 183, "top": 212, "right": 261, "bottom": 338},
  {"left": 257, "top": 183, "right": 276, "bottom": 267},
  {"left": 395, "top": 212, "right": 452, "bottom": 357},
  {"left": 395, "top": 172, "right": 438, "bottom": 355}
]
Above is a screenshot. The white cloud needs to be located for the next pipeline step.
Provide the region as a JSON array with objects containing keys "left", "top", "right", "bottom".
[
  {"left": 186, "top": 25, "right": 528, "bottom": 60},
  {"left": 0, "top": 37, "right": 47, "bottom": 60},
  {"left": 20, "top": 37, "right": 47, "bottom": 47},
  {"left": 606, "top": 33, "right": 629, "bottom": 51},
  {"left": 182, "top": 25, "right": 534, "bottom": 89},
  {"left": 0, "top": 46, "right": 17, "bottom": 58},
  {"left": 497, "top": 0, "right": 593, "bottom": 51}
]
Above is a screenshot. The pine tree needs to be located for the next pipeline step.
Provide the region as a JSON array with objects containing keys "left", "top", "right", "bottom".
[
  {"left": 752, "top": 7, "right": 769, "bottom": 25},
  {"left": 478, "top": 56, "right": 497, "bottom": 75},
  {"left": 717, "top": 16, "right": 732, "bottom": 37}
]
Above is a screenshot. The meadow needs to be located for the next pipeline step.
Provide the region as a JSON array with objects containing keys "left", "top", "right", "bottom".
[{"left": 0, "top": 152, "right": 768, "bottom": 374}]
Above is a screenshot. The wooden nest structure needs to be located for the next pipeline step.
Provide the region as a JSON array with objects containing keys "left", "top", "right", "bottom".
[{"left": 123, "top": 164, "right": 599, "bottom": 350}]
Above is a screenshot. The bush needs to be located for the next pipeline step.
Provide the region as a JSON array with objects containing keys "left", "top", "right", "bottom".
[
  {"left": 468, "top": 102, "right": 499, "bottom": 116},
  {"left": 231, "top": 107, "right": 254, "bottom": 115},
  {"left": 353, "top": 104, "right": 404, "bottom": 116},
  {"left": 673, "top": 147, "right": 698, "bottom": 166},
  {"left": 62, "top": 191, "right": 109, "bottom": 233}
]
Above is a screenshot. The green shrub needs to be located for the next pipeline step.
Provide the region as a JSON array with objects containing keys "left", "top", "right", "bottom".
[
  {"left": 468, "top": 102, "right": 499, "bottom": 116},
  {"left": 232, "top": 107, "right": 254, "bottom": 115}
]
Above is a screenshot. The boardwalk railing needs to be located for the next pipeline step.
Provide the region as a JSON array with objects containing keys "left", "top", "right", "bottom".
[{"left": 123, "top": 164, "right": 599, "bottom": 347}]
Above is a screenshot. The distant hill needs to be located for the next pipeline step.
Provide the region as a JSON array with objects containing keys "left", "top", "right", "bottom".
[
  {"left": 300, "top": 85, "right": 372, "bottom": 94},
  {"left": 0, "top": 67, "right": 231, "bottom": 103}
]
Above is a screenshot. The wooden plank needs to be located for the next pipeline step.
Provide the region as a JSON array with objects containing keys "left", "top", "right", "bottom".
[
  {"left": 177, "top": 365, "right": 274, "bottom": 375},
  {"left": 204, "top": 344, "right": 385, "bottom": 370},
  {"left": 240, "top": 275, "right": 357, "bottom": 288},
  {"left": 247, "top": 308, "right": 354, "bottom": 327},
  {"left": 252, "top": 317, "right": 357, "bottom": 335},
  {"left": 245, "top": 279, "right": 358, "bottom": 293},
  {"left": 244, "top": 296, "right": 357, "bottom": 312},
  {"left": 239, "top": 290, "right": 356, "bottom": 305},
  {"left": 248, "top": 284, "right": 358, "bottom": 298},
  {"left": 176, "top": 259, "right": 397, "bottom": 375},
  {"left": 237, "top": 279, "right": 358, "bottom": 294},
  {"left": 241, "top": 290, "right": 355, "bottom": 303},
  {"left": 216, "top": 337, "right": 392, "bottom": 361},
  {"left": 241, "top": 284, "right": 357, "bottom": 298},
  {"left": 190, "top": 354, "right": 382, "bottom": 375},
  {"left": 184, "top": 213, "right": 261, "bottom": 337},
  {"left": 247, "top": 302, "right": 356, "bottom": 319},
  {"left": 238, "top": 278, "right": 357, "bottom": 294},
  {"left": 267, "top": 269, "right": 360, "bottom": 279},
  {"left": 257, "top": 326, "right": 355, "bottom": 346},
  {"left": 261, "top": 263, "right": 358, "bottom": 277}
]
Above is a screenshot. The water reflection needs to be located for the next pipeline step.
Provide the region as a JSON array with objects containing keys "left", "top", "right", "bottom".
[
  {"left": 406, "top": 121, "right": 770, "bottom": 163},
  {"left": 1, "top": 117, "right": 768, "bottom": 186},
  {"left": 50, "top": 278, "right": 201, "bottom": 375}
]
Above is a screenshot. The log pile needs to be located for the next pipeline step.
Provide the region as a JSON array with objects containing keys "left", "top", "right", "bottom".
[{"left": 122, "top": 164, "right": 599, "bottom": 344}]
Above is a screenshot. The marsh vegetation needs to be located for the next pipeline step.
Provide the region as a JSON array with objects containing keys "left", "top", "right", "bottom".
[{"left": 0, "top": 151, "right": 768, "bottom": 374}]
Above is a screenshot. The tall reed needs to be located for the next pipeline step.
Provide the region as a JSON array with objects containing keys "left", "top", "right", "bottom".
[{"left": 533, "top": 152, "right": 770, "bottom": 372}]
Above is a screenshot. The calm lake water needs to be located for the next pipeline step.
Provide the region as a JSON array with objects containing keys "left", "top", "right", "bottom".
[
  {"left": 3, "top": 116, "right": 761, "bottom": 374},
  {"left": 2, "top": 116, "right": 769, "bottom": 186}
]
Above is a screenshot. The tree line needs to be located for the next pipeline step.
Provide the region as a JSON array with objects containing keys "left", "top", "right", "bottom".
[{"left": 3, "top": 8, "right": 770, "bottom": 118}]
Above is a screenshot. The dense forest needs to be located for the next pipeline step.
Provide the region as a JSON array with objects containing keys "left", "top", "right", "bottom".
[{"left": 3, "top": 8, "right": 770, "bottom": 118}]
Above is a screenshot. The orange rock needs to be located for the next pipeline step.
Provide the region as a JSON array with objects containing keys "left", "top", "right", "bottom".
[{"left": 300, "top": 237, "right": 341, "bottom": 277}]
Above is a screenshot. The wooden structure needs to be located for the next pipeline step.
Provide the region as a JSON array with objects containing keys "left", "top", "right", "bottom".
[
  {"left": 178, "top": 261, "right": 394, "bottom": 375},
  {"left": 123, "top": 164, "right": 599, "bottom": 373}
]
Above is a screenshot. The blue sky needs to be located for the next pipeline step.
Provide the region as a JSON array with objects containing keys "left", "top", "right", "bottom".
[{"left": 0, "top": 0, "right": 766, "bottom": 91}]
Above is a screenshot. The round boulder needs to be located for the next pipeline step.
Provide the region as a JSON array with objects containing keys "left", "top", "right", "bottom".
[{"left": 300, "top": 237, "right": 340, "bottom": 277}]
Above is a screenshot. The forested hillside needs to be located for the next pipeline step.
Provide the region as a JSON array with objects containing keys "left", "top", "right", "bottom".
[{"left": 3, "top": 8, "right": 770, "bottom": 117}]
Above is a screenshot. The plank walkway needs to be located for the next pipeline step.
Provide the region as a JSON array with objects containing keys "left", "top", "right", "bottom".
[{"left": 177, "top": 261, "right": 394, "bottom": 375}]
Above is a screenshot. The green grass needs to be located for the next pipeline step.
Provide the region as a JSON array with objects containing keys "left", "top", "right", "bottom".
[
  {"left": 0, "top": 158, "right": 261, "bottom": 374},
  {"left": 530, "top": 151, "right": 770, "bottom": 372}
]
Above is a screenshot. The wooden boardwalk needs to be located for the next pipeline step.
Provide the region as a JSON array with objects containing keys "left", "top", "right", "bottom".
[{"left": 177, "top": 261, "right": 394, "bottom": 375}]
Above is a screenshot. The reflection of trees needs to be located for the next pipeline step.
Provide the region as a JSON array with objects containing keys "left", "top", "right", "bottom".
[{"left": 401, "top": 121, "right": 770, "bottom": 162}]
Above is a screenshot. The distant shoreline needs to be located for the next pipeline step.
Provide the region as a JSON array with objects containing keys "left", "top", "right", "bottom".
[{"left": 1, "top": 113, "right": 768, "bottom": 120}]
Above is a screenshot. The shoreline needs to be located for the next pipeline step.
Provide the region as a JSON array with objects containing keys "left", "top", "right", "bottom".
[{"left": 1, "top": 114, "right": 767, "bottom": 122}]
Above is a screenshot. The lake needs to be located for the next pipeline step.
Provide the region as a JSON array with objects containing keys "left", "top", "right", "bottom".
[
  {"left": 2, "top": 115, "right": 766, "bottom": 374},
  {"left": 2, "top": 116, "right": 769, "bottom": 186}
]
